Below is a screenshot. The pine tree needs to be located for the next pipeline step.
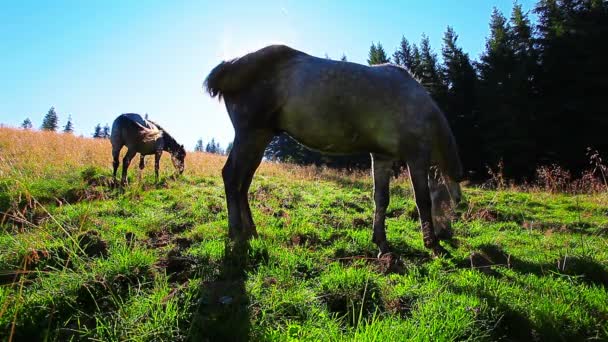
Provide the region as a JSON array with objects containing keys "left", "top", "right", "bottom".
[
  {"left": 63, "top": 115, "right": 74, "bottom": 133},
  {"left": 477, "top": 8, "right": 524, "bottom": 176},
  {"left": 367, "top": 42, "right": 389, "bottom": 65},
  {"left": 418, "top": 34, "right": 446, "bottom": 102},
  {"left": 392, "top": 36, "right": 415, "bottom": 71},
  {"left": 206, "top": 138, "right": 221, "bottom": 154},
  {"left": 340, "top": 54, "right": 348, "bottom": 62},
  {"left": 225, "top": 142, "right": 233, "bottom": 155},
  {"left": 21, "top": 118, "right": 33, "bottom": 129},
  {"left": 41, "top": 107, "right": 59, "bottom": 131},
  {"left": 439, "top": 26, "right": 480, "bottom": 175},
  {"left": 195, "top": 139, "right": 204, "bottom": 152},
  {"left": 93, "top": 124, "right": 102, "bottom": 138},
  {"left": 102, "top": 124, "right": 111, "bottom": 139}
]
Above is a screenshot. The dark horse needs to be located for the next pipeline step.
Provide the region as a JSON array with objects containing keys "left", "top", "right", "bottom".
[
  {"left": 110, "top": 113, "right": 186, "bottom": 185},
  {"left": 204, "top": 45, "right": 463, "bottom": 257}
]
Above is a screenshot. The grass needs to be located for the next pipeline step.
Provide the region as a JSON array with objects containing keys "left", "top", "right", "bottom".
[{"left": 1, "top": 127, "right": 607, "bottom": 341}]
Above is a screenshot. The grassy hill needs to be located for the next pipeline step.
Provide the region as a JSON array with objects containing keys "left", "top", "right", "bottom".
[{"left": 1, "top": 127, "right": 607, "bottom": 341}]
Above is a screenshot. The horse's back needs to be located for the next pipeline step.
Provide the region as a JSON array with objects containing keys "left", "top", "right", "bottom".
[
  {"left": 110, "top": 114, "right": 160, "bottom": 154},
  {"left": 274, "top": 56, "right": 434, "bottom": 154}
]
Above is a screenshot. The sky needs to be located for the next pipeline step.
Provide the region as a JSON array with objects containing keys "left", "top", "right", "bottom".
[{"left": 0, "top": 0, "right": 536, "bottom": 150}]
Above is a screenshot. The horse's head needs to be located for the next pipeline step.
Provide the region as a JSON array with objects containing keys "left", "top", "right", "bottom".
[
  {"left": 429, "top": 168, "right": 462, "bottom": 239},
  {"left": 171, "top": 144, "right": 186, "bottom": 174}
]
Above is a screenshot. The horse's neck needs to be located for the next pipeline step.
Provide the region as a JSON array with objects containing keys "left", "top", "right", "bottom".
[{"left": 162, "top": 134, "right": 178, "bottom": 153}]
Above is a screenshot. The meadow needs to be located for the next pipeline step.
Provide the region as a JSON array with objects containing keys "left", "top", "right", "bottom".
[{"left": 0, "top": 127, "right": 607, "bottom": 341}]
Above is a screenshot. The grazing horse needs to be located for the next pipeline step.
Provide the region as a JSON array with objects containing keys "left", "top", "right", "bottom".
[
  {"left": 110, "top": 113, "right": 186, "bottom": 185},
  {"left": 204, "top": 45, "right": 463, "bottom": 257}
]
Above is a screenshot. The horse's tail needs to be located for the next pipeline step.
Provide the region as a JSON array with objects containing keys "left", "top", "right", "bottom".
[
  {"left": 433, "top": 108, "right": 463, "bottom": 182},
  {"left": 204, "top": 45, "right": 302, "bottom": 100}
]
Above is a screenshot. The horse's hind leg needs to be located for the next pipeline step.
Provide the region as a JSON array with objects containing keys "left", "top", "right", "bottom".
[
  {"left": 121, "top": 148, "right": 137, "bottom": 186},
  {"left": 222, "top": 130, "right": 273, "bottom": 240},
  {"left": 371, "top": 154, "right": 393, "bottom": 257},
  {"left": 407, "top": 156, "right": 448, "bottom": 256}
]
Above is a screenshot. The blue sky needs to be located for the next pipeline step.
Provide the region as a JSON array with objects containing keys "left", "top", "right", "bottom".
[{"left": 0, "top": 0, "right": 536, "bottom": 150}]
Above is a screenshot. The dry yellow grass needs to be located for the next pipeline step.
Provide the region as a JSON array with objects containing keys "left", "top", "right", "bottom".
[{"left": 0, "top": 127, "right": 407, "bottom": 185}]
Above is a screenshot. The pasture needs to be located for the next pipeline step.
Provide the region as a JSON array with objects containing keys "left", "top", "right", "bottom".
[{"left": 1, "top": 127, "right": 607, "bottom": 341}]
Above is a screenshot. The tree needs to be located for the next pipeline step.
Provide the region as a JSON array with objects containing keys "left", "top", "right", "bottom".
[
  {"left": 392, "top": 36, "right": 416, "bottom": 71},
  {"left": 441, "top": 26, "right": 481, "bottom": 175},
  {"left": 418, "top": 34, "right": 447, "bottom": 103},
  {"left": 225, "top": 142, "right": 233, "bottom": 155},
  {"left": 41, "top": 106, "right": 59, "bottom": 131},
  {"left": 195, "top": 138, "right": 204, "bottom": 152},
  {"left": 21, "top": 118, "right": 32, "bottom": 129},
  {"left": 367, "top": 42, "right": 389, "bottom": 65},
  {"left": 102, "top": 124, "right": 110, "bottom": 139},
  {"left": 340, "top": 54, "right": 348, "bottom": 62},
  {"left": 205, "top": 138, "right": 221, "bottom": 154},
  {"left": 63, "top": 115, "right": 74, "bottom": 133},
  {"left": 476, "top": 7, "right": 523, "bottom": 176},
  {"left": 93, "top": 124, "right": 102, "bottom": 138}
]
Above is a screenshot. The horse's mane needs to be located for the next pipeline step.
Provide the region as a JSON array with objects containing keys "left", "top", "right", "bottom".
[
  {"left": 146, "top": 119, "right": 181, "bottom": 152},
  {"left": 135, "top": 119, "right": 163, "bottom": 143},
  {"left": 204, "top": 45, "right": 304, "bottom": 100}
]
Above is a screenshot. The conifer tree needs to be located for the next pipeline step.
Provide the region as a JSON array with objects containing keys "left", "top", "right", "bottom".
[
  {"left": 41, "top": 107, "right": 59, "bottom": 131},
  {"left": 21, "top": 118, "right": 33, "bottom": 129},
  {"left": 63, "top": 115, "right": 74, "bottom": 133}
]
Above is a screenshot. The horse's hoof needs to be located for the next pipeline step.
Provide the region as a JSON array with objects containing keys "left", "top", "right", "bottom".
[
  {"left": 375, "top": 241, "right": 391, "bottom": 258},
  {"left": 377, "top": 251, "right": 394, "bottom": 259},
  {"left": 431, "top": 244, "right": 450, "bottom": 258},
  {"left": 436, "top": 229, "right": 454, "bottom": 241}
]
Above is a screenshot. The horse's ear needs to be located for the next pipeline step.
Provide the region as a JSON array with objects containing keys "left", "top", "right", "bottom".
[{"left": 181, "top": 144, "right": 184, "bottom": 149}]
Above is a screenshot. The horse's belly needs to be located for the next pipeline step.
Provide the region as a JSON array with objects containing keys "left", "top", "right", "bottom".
[{"left": 279, "top": 113, "right": 396, "bottom": 155}]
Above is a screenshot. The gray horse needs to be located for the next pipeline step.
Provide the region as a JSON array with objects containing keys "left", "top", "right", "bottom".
[
  {"left": 205, "top": 45, "right": 462, "bottom": 257},
  {"left": 110, "top": 113, "right": 186, "bottom": 185}
]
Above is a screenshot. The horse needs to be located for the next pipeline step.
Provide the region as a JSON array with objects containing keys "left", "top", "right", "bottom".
[
  {"left": 110, "top": 113, "right": 186, "bottom": 185},
  {"left": 204, "top": 45, "right": 463, "bottom": 257}
]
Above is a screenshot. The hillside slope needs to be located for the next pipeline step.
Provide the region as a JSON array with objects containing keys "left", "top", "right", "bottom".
[{"left": 1, "top": 128, "right": 607, "bottom": 341}]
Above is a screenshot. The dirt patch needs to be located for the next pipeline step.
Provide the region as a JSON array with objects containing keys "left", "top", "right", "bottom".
[
  {"left": 468, "top": 245, "right": 511, "bottom": 275},
  {"left": 155, "top": 248, "right": 196, "bottom": 283},
  {"left": 173, "top": 237, "right": 193, "bottom": 250},
  {"left": 78, "top": 231, "right": 108, "bottom": 258},
  {"left": 385, "top": 296, "right": 416, "bottom": 317},
  {"left": 352, "top": 217, "right": 370, "bottom": 228},
  {"left": 146, "top": 229, "right": 172, "bottom": 248},
  {"left": 386, "top": 208, "right": 406, "bottom": 218}
]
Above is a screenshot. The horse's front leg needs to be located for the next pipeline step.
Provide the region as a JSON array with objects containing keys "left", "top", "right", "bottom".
[
  {"left": 408, "top": 157, "right": 448, "bottom": 257},
  {"left": 154, "top": 151, "right": 161, "bottom": 183},
  {"left": 138, "top": 155, "right": 145, "bottom": 182},
  {"left": 112, "top": 145, "right": 121, "bottom": 185},
  {"left": 371, "top": 154, "right": 393, "bottom": 257}
]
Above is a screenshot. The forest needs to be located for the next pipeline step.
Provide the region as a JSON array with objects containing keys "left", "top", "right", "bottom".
[{"left": 264, "top": 0, "right": 608, "bottom": 181}]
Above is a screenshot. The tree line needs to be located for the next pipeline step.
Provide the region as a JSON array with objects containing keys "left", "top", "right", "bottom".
[
  {"left": 264, "top": 0, "right": 608, "bottom": 180},
  {"left": 21, "top": 107, "right": 75, "bottom": 134}
]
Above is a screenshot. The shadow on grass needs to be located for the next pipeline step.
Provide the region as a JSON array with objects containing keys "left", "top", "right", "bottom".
[
  {"left": 449, "top": 285, "right": 538, "bottom": 341},
  {"left": 189, "top": 240, "right": 251, "bottom": 341},
  {"left": 458, "top": 244, "right": 608, "bottom": 288}
]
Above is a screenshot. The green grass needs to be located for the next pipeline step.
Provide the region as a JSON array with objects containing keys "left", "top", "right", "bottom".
[{"left": 1, "top": 165, "right": 607, "bottom": 341}]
